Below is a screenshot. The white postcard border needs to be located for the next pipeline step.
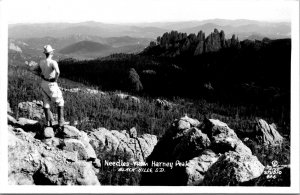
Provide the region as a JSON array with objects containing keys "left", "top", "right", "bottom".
[{"left": 0, "top": 0, "right": 299, "bottom": 193}]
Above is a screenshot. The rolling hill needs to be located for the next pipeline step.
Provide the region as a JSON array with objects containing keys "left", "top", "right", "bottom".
[
  {"left": 8, "top": 35, "right": 153, "bottom": 60},
  {"left": 179, "top": 23, "right": 291, "bottom": 39},
  {"left": 59, "top": 40, "right": 113, "bottom": 57},
  {"left": 8, "top": 21, "right": 167, "bottom": 39},
  {"left": 8, "top": 19, "right": 291, "bottom": 40}
]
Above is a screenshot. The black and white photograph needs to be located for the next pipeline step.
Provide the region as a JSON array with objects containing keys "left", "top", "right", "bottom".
[{"left": 0, "top": 0, "right": 299, "bottom": 193}]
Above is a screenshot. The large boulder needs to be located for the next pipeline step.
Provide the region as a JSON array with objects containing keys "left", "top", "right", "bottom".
[
  {"left": 172, "top": 127, "right": 211, "bottom": 161},
  {"left": 8, "top": 125, "right": 100, "bottom": 185},
  {"left": 255, "top": 119, "right": 283, "bottom": 146},
  {"left": 88, "top": 128, "right": 120, "bottom": 154},
  {"left": 17, "top": 117, "right": 39, "bottom": 126},
  {"left": 43, "top": 127, "right": 55, "bottom": 139},
  {"left": 139, "top": 134, "right": 158, "bottom": 158},
  {"left": 203, "top": 151, "right": 265, "bottom": 185},
  {"left": 166, "top": 115, "right": 201, "bottom": 140},
  {"left": 141, "top": 116, "right": 209, "bottom": 185},
  {"left": 18, "top": 101, "right": 44, "bottom": 120},
  {"left": 186, "top": 150, "right": 219, "bottom": 185},
  {"left": 88, "top": 128, "right": 157, "bottom": 162},
  {"left": 142, "top": 116, "right": 263, "bottom": 186},
  {"left": 62, "top": 139, "right": 96, "bottom": 161},
  {"left": 201, "top": 118, "right": 252, "bottom": 155},
  {"left": 8, "top": 115, "right": 43, "bottom": 136},
  {"left": 163, "top": 116, "right": 203, "bottom": 155},
  {"left": 8, "top": 114, "right": 18, "bottom": 125},
  {"left": 58, "top": 125, "right": 85, "bottom": 139}
]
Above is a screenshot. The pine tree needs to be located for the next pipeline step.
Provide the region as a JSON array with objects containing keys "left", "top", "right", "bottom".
[{"left": 128, "top": 68, "right": 143, "bottom": 92}]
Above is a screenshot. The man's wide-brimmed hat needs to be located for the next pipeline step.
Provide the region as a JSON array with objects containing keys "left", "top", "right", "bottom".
[{"left": 43, "top": 45, "right": 55, "bottom": 53}]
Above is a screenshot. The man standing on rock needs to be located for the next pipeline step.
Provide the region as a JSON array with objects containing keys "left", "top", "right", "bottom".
[{"left": 28, "top": 45, "right": 65, "bottom": 129}]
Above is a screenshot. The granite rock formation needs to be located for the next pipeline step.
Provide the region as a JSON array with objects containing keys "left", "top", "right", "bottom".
[{"left": 141, "top": 116, "right": 265, "bottom": 186}]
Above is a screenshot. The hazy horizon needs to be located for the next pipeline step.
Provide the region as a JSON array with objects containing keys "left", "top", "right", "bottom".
[
  {"left": 8, "top": 18, "right": 291, "bottom": 26},
  {"left": 7, "top": 0, "right": 293, "bottom": 24}
]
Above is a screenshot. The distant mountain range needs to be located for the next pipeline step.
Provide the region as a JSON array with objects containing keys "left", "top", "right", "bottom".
[
  {"left": 179, "top": 22, "right": 290, "bottom": 40},
  {"left": 8, "top": 35, "right": 151, "bottom": 59},
  {"left": 8, "top": 21, "right": 167, "bottom": 39},
  {"left": 9, "top": 19, "right": 291, "bottom": 40},
  {"left": 8, "top": 19, "right": 291, "bottom": 59}
]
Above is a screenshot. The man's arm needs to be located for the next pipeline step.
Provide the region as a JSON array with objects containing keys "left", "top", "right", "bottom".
[{"left": 52, "top": 61, "right": 60, "bottom": 82}]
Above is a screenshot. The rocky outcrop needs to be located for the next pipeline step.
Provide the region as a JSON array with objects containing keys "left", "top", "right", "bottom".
[
  {"left": 9, "top": 100, "right": 281, "bottom": 186},
  {"left": 203, "top": 29, "right": 240, "bottom": 53},
  {"left": 203, "top": 29, "right": 234, "bottom": 53},
  {"left": 220, "top": 30, "right": 226, "bottom": 48},
  {"left": 115, "top": 93, "right": 141, "bottom": 104},
  {"left": 8, "top": 106, "right": 159, "bottom": 185},
  {"left": 141, "top": 116, "right": 264, "bottom": 186},
  {"left": 172, "top": 127, "right": 211, "bottom": 160},
  {"left": 18, "top": 100, "right": 45, "bottom": 120},
  {"left": 89, "top": 128, "right": 157, "bottom": 162},
  {"left": 194, "top": 31, "right": 205, "bottom": 55},
  {"left": 62, "top": 138, "right": 96, "bottom": 161},
  {"left": 9, "top": 42, "right": 22, "bottom": 53},
  {"left": 201, "top": 118, "right": 252, "bottom": 155},
  {"left": 8, "top": 121, "right": 100, "bottom": 185},
  {"left": 228, "top": 34, "right": 241, "bottom": 48},
  {"left": 155, "top": 99, "right": 175, "bottom": 110},
  {"left": 8, "top": 114, "right": 44, "bottom": 134},
  {"left": 205, "top": 29, "right": 223, "bottom": 53},
  {"left": 255, "top": 119, "right": 283, "bottom": 146},
  {"left": 148, "top": 29, "right": 242, "bottom": 57},
  {"left": 186, "top": 149, "right": 219, "bottom": 185},
  {"left": 203, "top": 151, "right": 264, "bottom": 185}
]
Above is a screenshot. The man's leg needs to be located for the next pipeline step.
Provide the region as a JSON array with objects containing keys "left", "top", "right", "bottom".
[
  {"left": 41, "top": 88, "right": 54, "bottom": 127},
  {"left": 48, "top": 82, "right": 65, "bottom": 128},
  {"left": 57, "top": 105, "right": 65, "bottom": 127},
  {"left": 55, "top": 89, "right": 65, "bottom": 128},
  {"left": 43, "top": 107, "right": 55, "bottom": 127}
]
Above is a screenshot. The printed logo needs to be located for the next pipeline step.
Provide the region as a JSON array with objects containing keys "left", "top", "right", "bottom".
[{"left": 264, "top": 160, "right": 282, "bottom": 179}]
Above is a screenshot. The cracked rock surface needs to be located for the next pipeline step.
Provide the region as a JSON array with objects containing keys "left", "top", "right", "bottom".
[
  {"left": 7, "top": 101, "right": 158, "bottom": 185},
  {"left": 89, "top": 127, "right": 157, "bottom": 162},
  {"left": 8, "top": 122, "right": 100, "bottom": 185},
  {"left": 141, "top": 116, "right": 265, "bottom": 186}
]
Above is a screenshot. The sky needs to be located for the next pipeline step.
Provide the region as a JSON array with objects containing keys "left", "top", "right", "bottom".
[
  {"left": 0, "top": 0, "right": 300, "bottom": 193},
  {"left": 6, "top": 0, "right": 294, "bottom": 24}
]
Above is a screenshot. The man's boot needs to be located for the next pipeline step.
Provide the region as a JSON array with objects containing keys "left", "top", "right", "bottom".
[
  {"left": 57, "top": 106, "right": 65, "bottom": 128},
  {"left": 43, "top": 107, "right": 54, "bottom": 127}
]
